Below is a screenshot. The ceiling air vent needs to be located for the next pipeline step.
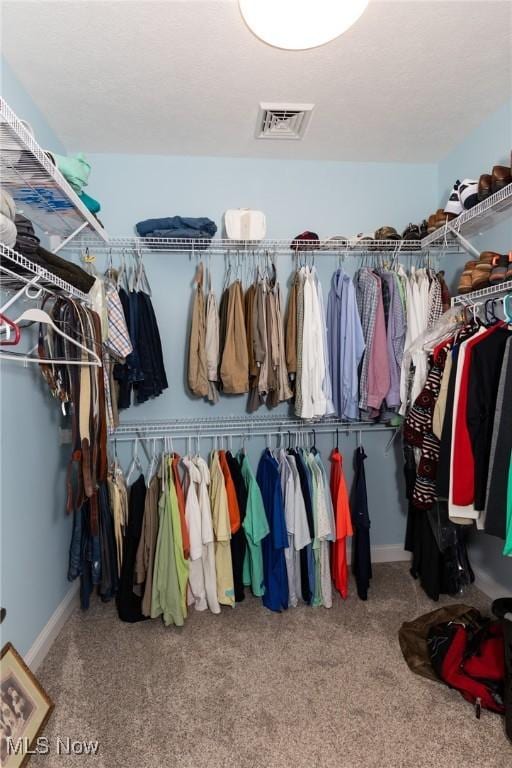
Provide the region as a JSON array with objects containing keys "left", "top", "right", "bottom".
[{"left": 257, "top": 103, "right": 314, "bottom": 140}]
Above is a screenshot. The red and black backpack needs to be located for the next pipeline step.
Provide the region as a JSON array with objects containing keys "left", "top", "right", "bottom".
[{"left": 427, "top": 612, "right": 505, "bottom": 717}]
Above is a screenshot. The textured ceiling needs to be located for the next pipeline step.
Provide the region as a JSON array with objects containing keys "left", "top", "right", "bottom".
[{"left": 2, "top": 0, "right": 511, "bottom": 161}]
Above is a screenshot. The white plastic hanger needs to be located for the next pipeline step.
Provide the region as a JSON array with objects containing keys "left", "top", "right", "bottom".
[
  {"left": 0, "top": 307, "right": 102, "bottom": 366},
  {"left": 126, "top": 437, "right": 144, "bottom": 485}
]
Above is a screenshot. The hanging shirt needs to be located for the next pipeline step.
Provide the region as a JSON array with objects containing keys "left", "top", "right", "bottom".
[
  {"left": 167, "top": 459, "right": 189, "bottom": 617},
  {"left": 307, "top": 453, "right": 333, "bottom": 608},
  {"left": 188, "top": 262, "right": 209, "bottom": 398},
  {"left": 286, "top": 453, "right": 312, "bottom": 602},
  {"left": 292, "top": 449, "right": 315, "bottom": 603},
  {"left": 226, "top": 451, "right": 248, "bottom": 603},
  {"left": 278, "top": 450, "right": 298, "bottom": 608},
  {"left": 330, "top": 449, "right": 353, "bottom": 599},
  {"left": 209, "top": 451, "right": 235, "bottom": 607},
  {"left": 351, "top": 447, "right": 372, "bottom": 601},
  {"left": 257, "top": 449, "right": 289, "bottom": 612},
  {"left": 240, "top": 453, "right": 269, "bottom": 597},
  {"left": 151, "top": 459, "right": 185, "bottom": 626},
  {"left": 134, "top": 473, "right": 160, "bottom": 617},
  {"left": 183, "top": 458, "right": 208, "bottom": 611},
  {"left": 194, "top": 456, "right": 221, "bottom": 614}
]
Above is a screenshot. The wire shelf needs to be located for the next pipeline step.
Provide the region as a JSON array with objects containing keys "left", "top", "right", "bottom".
[
  {"left": 0, "top": 243, "right": 90, "bottom": 302},
  {"left": 422, "top": 183, "right": 512, "bottom": 248},
  {"left": 0, "top": 98, "right": 108, "bottom": 243},
  {"left": 113, "top": 414, "right": 398, "bottom": 438},
  {"left": 72, "top": 235, "right": 463, "bottom": 255},
  {"left": 451, "top": 279, "right": 512, "bottom": 306}
]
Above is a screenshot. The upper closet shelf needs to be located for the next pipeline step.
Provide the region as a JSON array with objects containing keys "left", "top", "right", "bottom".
[
  {"left": 0, "top": 98, "right": 108, "bottom": 246},
  {"left": 421, "top": 183, "right": 512, "bottom": 248},
  {"left": 451, "top": 278, "right": 512, "bottom": 306},
  {"left": 0, "top": 243, "right": 89, "bottom": 303},
  {"left": 74, "top": 235, "right": 463, "bottom": 254}
]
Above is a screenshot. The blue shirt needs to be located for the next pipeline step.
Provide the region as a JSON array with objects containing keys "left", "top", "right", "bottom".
[
  {"left": 256, "top": 450, "right": 289, "bottom": 612},
  {"left": 327, "top": 269, "right": 365, "bottom": 421}
]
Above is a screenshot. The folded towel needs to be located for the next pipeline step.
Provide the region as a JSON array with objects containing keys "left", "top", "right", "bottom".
[
  {"left": 52, "top": 152, "right": 91, "bottom": 193},
  {"left": 78, "top": 191, "right": 101, "bottom": 214},
  {"left": 0, "top": 212, "right": 17, "bottom": 249},
  {"left": 135, "top": 216, "right": 217, "bottom": 239},
  {"left": 0, "top": 190, "right": 16, "bottom": 221}
]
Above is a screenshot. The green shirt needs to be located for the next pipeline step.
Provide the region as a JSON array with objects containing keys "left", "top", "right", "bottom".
[
  {"left": 504, "top": 455, "right": 512, "bottom": 557},
  {"left": 168, "top": 459, "right": 189, "bottom": 616},
  {"left": 240, "top": 454, "right": 269, "bottom": 597},
  {"left": 151, "top": 459, "right": 185, "bottom": 626}
]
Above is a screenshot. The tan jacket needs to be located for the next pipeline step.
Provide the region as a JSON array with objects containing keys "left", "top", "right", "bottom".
[
  {"left": 220, "top": 281, "right": 249, "bottom": 394},
  {"left": 285, "top": 274, "right": 298, "bottom": 376},
  {"left": 188, "top": 263, "right": 208, "bottom": 398}
]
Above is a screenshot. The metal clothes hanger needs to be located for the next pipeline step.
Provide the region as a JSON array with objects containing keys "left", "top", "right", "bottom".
[{"left": 503, "top": 294, "right": 512, "bottom": 324}]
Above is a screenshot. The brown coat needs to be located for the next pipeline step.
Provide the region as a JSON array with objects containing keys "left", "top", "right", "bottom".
[
  {"left": 187, "top": 263, "right": 208, "bottom": 397},
  {"left": 220, "top": 281, "right": 249, "bottom": 394}
]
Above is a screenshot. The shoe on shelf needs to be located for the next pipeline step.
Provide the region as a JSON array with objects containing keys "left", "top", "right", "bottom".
[
  {"left": 506, "top": 252, "right": 512, "bottom": 281},
  {"left": 459, "top": 179, "right": 479, "bottom": 210},
  {"left": 444, "top": 181, "right": 463, "bottom": 216},
  {"left": 489, "top": 254, "right": 509, "bottom": 285},
  {"left": 478, "top": 173, "right": 492, "bottom": 202},
  {"left": 472, "top": 262, "right": 492, "bottom": 290},
  {"left": 374, "top": 226, "right": 401, "bottom": 241},
  {"left": 479, "top": 251, "right": 498, "bottom": 265},
  {"left": 491, "top": 165, "right": 512, "bottom": 194},
  {"left": 419, "top": 219, "right": 428, "bottom": 238},
  {"left": 458, "top": 269, "right": 474, "bottom": 294},
  {"left": 402, "top": 223, "right": 421, "bottom": 240}
]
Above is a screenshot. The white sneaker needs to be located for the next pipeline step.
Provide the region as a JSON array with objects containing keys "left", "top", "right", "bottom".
[
  {"left": 444, "top": 180, "right": 463, "bottom": 216},
  {"left": 458, "top": 179, "right": 479, "bottom": 210}
]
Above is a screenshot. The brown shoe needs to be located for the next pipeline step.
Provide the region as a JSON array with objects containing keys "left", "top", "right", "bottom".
[
  {"left": 491, "top": 165, "right": 511, "bottom": 194},
  {"left": 478, "top": 174, "right": 492, "bottom": 201},
  {"left": 458, "top": 270, "right": 473, "bottom": 294},
  {"left": 479, "top": 251, "right": 499, "bottom": 265},
  {"left": 374, "top": 226, "right": 401, "bottom": 241},
  {"left": 489, "top": 254, "right": 508, "bottom": 284},
  {"left": 472, "top": 263, "right": 492, "bottom": 290},
  {"left": 427, "top": 213, "right": 438, "bottom": 234}
]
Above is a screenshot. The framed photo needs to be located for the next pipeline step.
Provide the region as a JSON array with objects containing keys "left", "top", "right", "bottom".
[{"left": 0, "top": 643, "right": 54, "bottom": 768}]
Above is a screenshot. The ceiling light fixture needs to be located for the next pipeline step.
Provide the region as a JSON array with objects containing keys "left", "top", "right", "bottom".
[{"left": 239, "top": 0, "right": 369, "bottom": 51}]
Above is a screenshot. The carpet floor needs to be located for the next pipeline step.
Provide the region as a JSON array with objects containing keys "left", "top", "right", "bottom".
[{"left": 31, "top": 563, "right": 510, "bottom": 768}]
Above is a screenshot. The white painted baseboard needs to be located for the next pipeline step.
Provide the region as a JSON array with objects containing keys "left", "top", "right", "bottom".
[
  {"left": 472, "top": 566, "right": 509, "bottom": 601},
  {"left": 368, "top": 545, "right": 410, "bottom": 564},
  {"left": 25, "top": 582, "right": 79, "bottom": 672}
]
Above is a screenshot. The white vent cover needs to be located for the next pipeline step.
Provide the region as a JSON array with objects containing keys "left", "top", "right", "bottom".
[{"left": 257, "top": 103, "right": 314, "bottom": 140}]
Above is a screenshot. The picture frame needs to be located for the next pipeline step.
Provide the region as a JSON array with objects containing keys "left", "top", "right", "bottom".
[{"left": 0, "top": 643, "right": 54, "bottom": 768}]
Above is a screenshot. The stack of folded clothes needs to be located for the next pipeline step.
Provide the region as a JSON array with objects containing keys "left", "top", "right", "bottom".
[
  {"left": 5, "top": 213, "right": 95, "bottom": 293},
  {"left": 0, "top": 190, "right": 17, "bottom": 248},
  {"left": 135, "top": 216, "right": 217, "bottom": 248}
]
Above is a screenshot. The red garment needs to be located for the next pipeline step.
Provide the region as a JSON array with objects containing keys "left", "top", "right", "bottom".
[
  {"left": 433, "top": 335, "right": 453, "bottom": 363},
  {"left": 330, "top": 449, "right": 353, "bottom": 599},
  {"left": 218, "top": 450, "right": 241, "bottom": 534},
  {"left": 452, "top": 324, "right": 503, "bottom": 506},
  {"left": 172, "top": 455, "right": 190, "bottom": 560}
]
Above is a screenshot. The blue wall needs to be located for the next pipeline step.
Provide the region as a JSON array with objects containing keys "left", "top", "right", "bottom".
[
  {"left": 438, "top": 99, "right": 512, "bottom": 594},
  {"left": 77, "top": 151, "right": 443, "bottom": 552},
  {"left": 1, "top": 59, "right": 75, "bottom": 658}
]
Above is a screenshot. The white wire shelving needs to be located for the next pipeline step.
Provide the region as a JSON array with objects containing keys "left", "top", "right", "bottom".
[
  {"left": 73, "top": 235, "right": 463, "bottom": 255},
  {"left": 422, "top": 183, "right": 512, "bottom": 248},
  {"left": 112, "top": 414, "right": 398, "bottom": 442},
  {"left": 0, "top": 243, "right": 90, "bottom": 303},
  {"left": 0, "top": 98, "right": 108, "bottom": 245},
  {"left": 451, "top": 279, "right": 512, "bottom": 306}
]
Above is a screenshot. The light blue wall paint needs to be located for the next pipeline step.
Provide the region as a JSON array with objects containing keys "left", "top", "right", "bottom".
[
  {"left": 1, "top": 59, "right": 73, "bottom": 658},
  {"left": 78, "top": 152, "right": 441, "bottom": 551},
  {"left": 438, "top": 99, "right": 512, "bottom": 594}
]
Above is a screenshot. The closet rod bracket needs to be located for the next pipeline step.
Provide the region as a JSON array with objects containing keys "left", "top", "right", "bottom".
[{"left": 444, "top": 224, "right": 480, "bottom": 260}]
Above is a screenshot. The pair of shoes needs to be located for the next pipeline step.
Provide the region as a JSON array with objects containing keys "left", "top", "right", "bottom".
[
  {"left": 374, "top": 226, "right": 401, "bottom": 241},
  {"left": 427, "top": 208, "right": 456, "bottom": 233},
  {"left": 444, "top": 179, "right": 479, "bottom": 216},
  {"left": 478, "top": 165, "right": 512, "bottom": 201},
  {"left": 489, "top": 252, "right": 512, "bottom": 285}
]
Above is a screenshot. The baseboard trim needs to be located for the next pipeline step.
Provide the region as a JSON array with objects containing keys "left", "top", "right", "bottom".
[
  {"left": 472, "top": 566, "right": 508, "bottom": 601},
  {"left": 348, "top": 544, "right": 410, "bottom": 564},
  {"left": 25, "top": 582, "right": 79, "bottom": 672}
]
